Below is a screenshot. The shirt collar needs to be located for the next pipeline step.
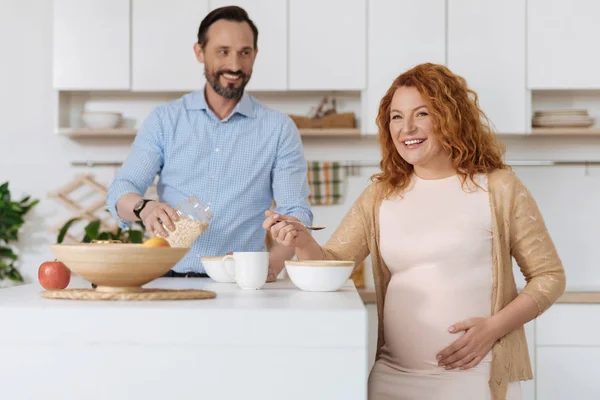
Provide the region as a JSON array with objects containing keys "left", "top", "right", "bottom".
[
  {"left": 185, "top": 89, "right": 255, "bottom": 119},
  {"left": 235, "top": 92, "right": 255, "bottom": 118}
]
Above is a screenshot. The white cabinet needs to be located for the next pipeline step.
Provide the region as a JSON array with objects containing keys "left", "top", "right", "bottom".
[
  {"left": 537, "top": 348, "right": 600, "bottom": 400},
  {"left": 536, "top": 304, "right": 600, "bottom": 346},
  {"left": 366, "top": 303, "right": 378, "bottom": 369},
  {"left": 131, "top": 0, "right": 208, "bottom": 91},
  {"left": 210, "top": 0, "right": 287, "bottom": 91},
  {"left": 448, "top": 0, "right": 527, "bottom": 134},
  {"left": 528, "top": 0, "right": 600, "bottom": 89},
  {"left": 289, "top": 0, "right": 366, "bottom": 91},
  {"left": 365, "top": 0, "right": 446, "bottom": 135},
  {"left": 522, "top": 321, "right": 535, "bottom": 400},
  {"left": 53, "top": 0, "right": 130, "bottom": 90},
  {"left": 534, "top": 304, "right": 600, "bottom": 400}
]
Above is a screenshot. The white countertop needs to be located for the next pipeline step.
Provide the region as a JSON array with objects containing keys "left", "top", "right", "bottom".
[
  {"left": 0, "top": 277, "right": 367, "bottom": 347},
  {"left": 359, "top": 285, "right": 600, "bottom": 304},
  {"left": 0, "top": 278, "right": 368, "bottom": 400},
  {"left": 518, "top": 284, "right": 600, "bottom": 293}
]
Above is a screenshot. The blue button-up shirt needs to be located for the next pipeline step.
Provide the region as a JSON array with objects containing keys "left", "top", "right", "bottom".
[{"left": 106, "top": 90, "right": 313, "bottom": 273}]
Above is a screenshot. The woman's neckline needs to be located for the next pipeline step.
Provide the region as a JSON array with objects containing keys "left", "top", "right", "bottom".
[{"left": 412, "top": 172, "right": 458, "bottom": 182}]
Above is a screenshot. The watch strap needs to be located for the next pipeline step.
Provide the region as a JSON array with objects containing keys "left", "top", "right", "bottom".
[{"left": 133, "top": 199, "right": 154, "bottom": 219}]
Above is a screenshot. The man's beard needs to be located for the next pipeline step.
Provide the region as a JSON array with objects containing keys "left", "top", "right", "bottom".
[{"left": 205, "top": 67, "right": 251, "bottom": 100}]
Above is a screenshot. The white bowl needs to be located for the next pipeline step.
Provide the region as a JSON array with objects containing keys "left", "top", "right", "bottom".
[
  {"left": 81, "top": 111, "right": 122, "bottom": 129},
  {"left": 201, "top": 256, "right": 235, "bottom": 283},
  {"left": 285, "top": 260, "right": 354, "bottom": 292}
]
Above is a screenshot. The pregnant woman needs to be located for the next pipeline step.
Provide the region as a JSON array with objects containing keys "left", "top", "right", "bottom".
[{"left": 263, "top": 63, "right": 566, "bottom": 399}]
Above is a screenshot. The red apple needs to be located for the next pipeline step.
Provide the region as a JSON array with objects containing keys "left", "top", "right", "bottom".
[{"left": 38, "top": 260, "right": 71, "bottom": 290}]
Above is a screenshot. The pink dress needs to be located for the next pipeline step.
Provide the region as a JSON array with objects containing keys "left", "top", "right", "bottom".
[{"left": 368, "top": 174, "right": 521, "bottom": 400}]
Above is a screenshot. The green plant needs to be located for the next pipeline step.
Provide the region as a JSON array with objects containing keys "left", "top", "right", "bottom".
[
  {"left": 56, "top": 214, "right": 146, "bottom": 244},
  {"left": 0, "top": 182, "right": 39, "bottom": 282}
]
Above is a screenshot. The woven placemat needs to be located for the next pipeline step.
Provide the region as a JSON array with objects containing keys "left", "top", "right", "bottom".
[{"left": 41, "top": 288, "right": 217, "bottom": 301}]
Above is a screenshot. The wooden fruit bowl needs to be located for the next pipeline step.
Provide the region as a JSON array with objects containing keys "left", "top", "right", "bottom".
[{"left": 51, "top": 243, "right": 189, "bottom": 293}]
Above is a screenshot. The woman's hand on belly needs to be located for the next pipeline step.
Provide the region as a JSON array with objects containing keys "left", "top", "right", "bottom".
[{"left": 436, "top": 317, "right": 501, "bottom": 371}]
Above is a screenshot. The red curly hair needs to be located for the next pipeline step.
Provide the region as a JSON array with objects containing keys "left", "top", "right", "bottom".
[{"left": 372, "top": 63, "right": 507, "bottom": 196}]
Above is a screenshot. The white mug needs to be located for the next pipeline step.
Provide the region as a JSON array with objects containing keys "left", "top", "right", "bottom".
[{"left": 221, "top": 252, "right": 269, "bottom": 290}]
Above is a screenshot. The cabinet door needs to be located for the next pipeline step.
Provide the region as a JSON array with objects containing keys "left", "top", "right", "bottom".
[
  {"left": 536, "top": 304, "right": 600, "bottom": 346},
  {"left": 289, "top": 0, "right": 366, "bottom": 90},
  {"left": 537, "top": 347, "right": 600, "bottom": 400},
  {"left": 528, "top": 0, "right": 600, "bottom": 89},
  {"left": 210, "top": 0, "right": 287, "bottom": 91},
  {"left": 366, "top": 303, "right": 378, "bottom": 369},
  {"left": 131, "top": 0, "right": 209, "bottom": 91},
  {"left": 53, "top": 0, "right": 130, "bottom": 90},
  {"left": 365, "top": 0, "right": 446, "bottom": 135},
  {"left": 535, "top": 305, "right": 600, "bottom": 400},
  {"left": 448, "top": 0, "right": 527, "bottom": 134},
  {"left": 522, "top": 321, "right": 536, "bottom": 400}
]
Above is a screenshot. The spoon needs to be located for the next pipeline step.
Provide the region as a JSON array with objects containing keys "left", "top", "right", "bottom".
[{"left": 275, "top": 219, "right": 326, "bottom": 231}]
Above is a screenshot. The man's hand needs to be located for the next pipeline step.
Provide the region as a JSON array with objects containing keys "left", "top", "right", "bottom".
[{"left": 140, "top": 201, "right": 179, "bottom": 237}]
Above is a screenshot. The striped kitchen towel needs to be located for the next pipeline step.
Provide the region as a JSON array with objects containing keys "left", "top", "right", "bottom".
[{"left": 307, "top": 161, "right": 346, "bottom": 205}]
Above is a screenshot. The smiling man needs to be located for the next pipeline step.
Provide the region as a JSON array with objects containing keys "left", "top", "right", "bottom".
[{"left": 107, "top": 6, "right": 312, "bottom": 280}]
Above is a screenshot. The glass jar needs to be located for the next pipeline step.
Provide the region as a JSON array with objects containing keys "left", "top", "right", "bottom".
[{"left": 162, "top": 197, "right": 213, "bottom": 248}]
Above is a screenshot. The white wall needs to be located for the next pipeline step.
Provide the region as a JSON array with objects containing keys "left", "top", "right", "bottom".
[
  {"left": 0, "top": 0, "right": 133, "bottom": 285},
  {"left": 2, "top": 0, "right": 600, "bottom": 292}
]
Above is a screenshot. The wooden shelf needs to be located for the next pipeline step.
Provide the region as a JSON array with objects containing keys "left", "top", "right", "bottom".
[
  {"left": 531, "top": 127, "right": 600, "bottom": 136},
  {"left": 58, "top": 127, "right": 363, "bottom": 138},
  {"left": 299, "top": 128, "right": 361, "bottom": 137},
  {"left": 58, "top": 127, "right": 600, "bottom": 139},
  {"left": 58, "top": 128, "right": 137, "bottom": 138}
]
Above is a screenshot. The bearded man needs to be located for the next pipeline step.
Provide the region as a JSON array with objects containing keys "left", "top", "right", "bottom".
[{"left": 107, "top": 6, "right": 312, "bottom": 280}]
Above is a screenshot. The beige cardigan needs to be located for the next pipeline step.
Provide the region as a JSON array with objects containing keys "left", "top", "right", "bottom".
[{"left": 320, "top": 169, "right": 566, "bottom": 400}]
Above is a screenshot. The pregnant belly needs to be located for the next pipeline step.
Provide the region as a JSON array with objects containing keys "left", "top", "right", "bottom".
[{"left": 382, "top": 270, "right": 492, "bottom": 372}]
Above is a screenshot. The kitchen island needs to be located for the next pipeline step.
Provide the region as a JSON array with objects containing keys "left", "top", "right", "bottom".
[{"left": 0, "top": 278, "right": 367, "bottom": 400}]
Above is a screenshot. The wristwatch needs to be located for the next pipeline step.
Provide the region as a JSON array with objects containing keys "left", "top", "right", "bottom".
[{"left": 133, "top": 199, "right": 154, "bottom": 219}]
